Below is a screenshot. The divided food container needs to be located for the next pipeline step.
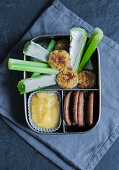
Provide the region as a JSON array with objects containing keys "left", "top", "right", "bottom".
[{"left": 24, "top": 35, "right": 101, "bottom": 134}]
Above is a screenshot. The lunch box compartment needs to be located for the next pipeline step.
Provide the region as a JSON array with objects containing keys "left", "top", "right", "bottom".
[
  {"left": 63, "top": 90, "right": 99, "bottom": 133},
  {"left": 24, "top": 34, "right": 101, "bottom": 134},
  {"left": 25, "top": 90, "right": 64, "bottom": 134}
]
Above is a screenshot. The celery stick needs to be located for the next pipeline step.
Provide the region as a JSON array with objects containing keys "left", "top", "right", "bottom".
[
  {"left": 47, "top": 40, "right": 56, "bottom": 52},
  {"left": 78, "top": 27, "right": 103, "bottom": 72},
  {"left": 9, "top": 64, "right": 59, "bottom": 74},
  {"left": 85, "top": 27, "right": 103, "bottom": 52},
  {"left": 23, "top": 41, "right": 49, "bottom": 62},
  {"left": 31, "top": 72, "right": 41, "bottom": 78},
  {"left": 8, "top": 58, "right": 49, "bottom": 68},
  {"left": 17, "top": 75, "right": 56, "bottom": 94},
  {"left": 70, "top": 27, "right": 87, "bottom": 72}
]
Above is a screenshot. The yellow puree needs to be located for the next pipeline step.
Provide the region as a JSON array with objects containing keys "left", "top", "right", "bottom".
[{"left": 30, "top": 92, "right": 60, "bottom": 129}]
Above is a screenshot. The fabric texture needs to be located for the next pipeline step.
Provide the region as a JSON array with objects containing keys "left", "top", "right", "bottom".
[{"left": 0, "top": 0, "right": 119, "bottom": 169}]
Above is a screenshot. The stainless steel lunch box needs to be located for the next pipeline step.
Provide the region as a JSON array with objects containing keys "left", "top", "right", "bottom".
[{"left": 24, "top": 34, "right": 101, "bottom": 134}]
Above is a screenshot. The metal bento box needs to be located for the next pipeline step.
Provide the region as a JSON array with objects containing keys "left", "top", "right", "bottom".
[{"left": 23, "top": 34, "right": 101, "bottom": 134}]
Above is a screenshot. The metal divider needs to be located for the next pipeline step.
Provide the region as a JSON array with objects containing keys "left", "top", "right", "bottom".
[{"left": 62, "top": 90, "right": 66, "bottom": 133}]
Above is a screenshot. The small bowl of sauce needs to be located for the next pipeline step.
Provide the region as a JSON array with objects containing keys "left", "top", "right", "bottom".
[{"left": 28, "top": 91, "right": 61, "bottom": 133}]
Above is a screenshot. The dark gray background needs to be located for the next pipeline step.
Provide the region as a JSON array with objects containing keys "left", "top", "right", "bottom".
[{"left": 0, "top": 0, "right": 119, "bottom": 169}]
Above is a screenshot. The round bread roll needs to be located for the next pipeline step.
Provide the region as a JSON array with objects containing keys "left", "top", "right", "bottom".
[
  {"left": 78, "top": 70, "right": 96, "bottom": 89},
  {"left": 57, "top": 68, "right": 78, "bottom": 89},
  {"left": 48, "top": 50, "right": 71, "bottom": 70},
  {"left": 54, "top": 39, "right": 69, "bottom": 51}
]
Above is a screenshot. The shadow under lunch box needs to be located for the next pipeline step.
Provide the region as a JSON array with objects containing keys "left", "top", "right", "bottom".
[{"left": 24, "top": 34, "right": 101, "bottom": 134}]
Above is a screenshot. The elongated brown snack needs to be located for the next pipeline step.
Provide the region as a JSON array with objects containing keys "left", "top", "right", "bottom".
[
  {"left": 64, "top": 91, "right": 72, "bottom": 126},
  {"left": 77, "top": 92, "right": 85, "bottom": 127},
  {"left": 87, "top": 92, "right": 94, "bottom": 126},
  {"left": 73, "top": 91, "right": 80, "bottom": 124}
]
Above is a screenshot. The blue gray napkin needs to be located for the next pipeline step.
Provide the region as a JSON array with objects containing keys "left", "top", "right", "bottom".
[{"left": 0, "top": 0, "right": 119, "bottom": 169}]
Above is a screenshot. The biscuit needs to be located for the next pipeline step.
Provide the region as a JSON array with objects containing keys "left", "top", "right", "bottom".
[
  {"left": 77, "top": 92, "right": 85, "bottom": 127},
  {"left": 87, "top": 92, "right": 94, "bottom": 126},
  {"left": 64, "top": 91, "right": 72, "bottom": 126},
  {"left": 73, "top": 91, "right": 79, "bottom": 124}
]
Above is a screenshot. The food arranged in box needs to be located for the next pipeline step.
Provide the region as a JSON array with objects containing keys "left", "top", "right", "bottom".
[{"left": 8, "top": 27, "right": 103, "bottom": 134}]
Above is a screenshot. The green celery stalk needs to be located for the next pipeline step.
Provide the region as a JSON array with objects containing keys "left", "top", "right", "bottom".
[
  {"left": 23, "top": 41, "right": 49, "bottom": 62},
  {"left": 17, "top": 75, "right": 56, "bottom": 94},
  {"left": 8, "top": 58, "right": 49, "bottom": 68},
  {"left": 8, "top": 64, "right": 59, "bottom": 74},
  {"left": 47, "top": 39, "right": 56, "bottom": 52},
  {"left": 78, "top": 27, "right": 103, "bottom": 72},
  {"left": 70, "top": 27, "right": 87, "bottom": 72},
  {"left": 31, "top": 72, "right": 41, "bottom": 78}
]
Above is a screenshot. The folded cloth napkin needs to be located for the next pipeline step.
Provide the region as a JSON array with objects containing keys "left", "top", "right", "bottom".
[{"left": 0, "top": 0, "right": 119, "bottom": 169}]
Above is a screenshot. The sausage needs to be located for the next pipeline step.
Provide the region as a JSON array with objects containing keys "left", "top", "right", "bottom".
[
  {"left": 64, "top": 91, "right": 72, "bottom": 126},
  {"left": 77, "top": 92, "right": 85, "bottom": 127},
  {"left": 87, "top": 92, "right": 94, "bottom": 126},
  {"left": 73, "top": 91, "right": 80, "bottom": 124}
]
